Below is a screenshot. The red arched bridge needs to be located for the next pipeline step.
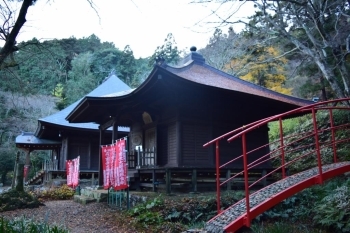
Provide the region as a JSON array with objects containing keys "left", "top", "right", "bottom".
[{"left": 203, "top": 98, "right": 350, "bottom": 233}]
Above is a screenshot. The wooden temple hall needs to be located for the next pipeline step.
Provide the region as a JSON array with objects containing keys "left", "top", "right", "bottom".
[{"left": 60, "top": 46, "right": 311, "bottom": 192}]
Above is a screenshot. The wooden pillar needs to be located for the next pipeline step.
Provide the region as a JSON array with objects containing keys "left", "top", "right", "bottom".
[
  {"left": 152, "top": 169, "right": 156, "bottom": 192},
  {"left": 191, "top": 169, "right": 197, "bottom": 193},
  {"left": 176, "top": 120, "right": 181, "bottom": 166},
  {"left": 98, "top": 128, "right": 105, "bottom": 187},
  {"left": 11, "top": 151, "right": 20, "bottom": 189},
  {"left": 24, "top": 150, "right": 31, "bottom": 182},
  {"left": 166, "top": 169, "right": 171, "bottom": 194},
  {"left": 226, "top": 169, "right": 231, "bottom": 191},
  {"left": 16, "top": 164, "right": 24, "bottom": 192},
  {"left": 112, "top": 120, "right": 118, "bottom": 143},
  {"left": 91, "top": 173, "right": 95, "bottom": 186},
  {"left": 137, "top": 169, "right": 141, "bottom": 191}
]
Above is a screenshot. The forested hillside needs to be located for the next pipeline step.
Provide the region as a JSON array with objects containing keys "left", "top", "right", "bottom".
[
  {"left": 0, "top": 0, "right": 349, "bottom": 187},
  {"left": 0, "top": 34, "right": 154, "bottom": 183},
  {"left": 1, "top": 35, "right": 150, "bottom": 106}
]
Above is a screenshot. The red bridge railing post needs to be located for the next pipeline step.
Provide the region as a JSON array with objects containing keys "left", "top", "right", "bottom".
[
  {"left": 242, "top": 133, "right": 250, "bottom": 226},
  {"left": 328, "top": 109, "right": 337, "bottom": 163},
  {"left": 215, "top": 140, "right": 221, "bottom": 214},
  {"left": 312, "top": 107, "right": 323, "bottom": 184},
  {"left": 279, "top": 117, "right": 286, "bottom": 178}
]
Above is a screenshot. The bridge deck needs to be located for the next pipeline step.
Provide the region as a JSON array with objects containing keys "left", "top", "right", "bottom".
[{"left": 205, "top": 161, "right": 350, "bottom": 233}]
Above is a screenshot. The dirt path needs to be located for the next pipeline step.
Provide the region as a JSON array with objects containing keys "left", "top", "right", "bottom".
[{"left": 0, "top": 200, "right": 133, "bottom": 233}]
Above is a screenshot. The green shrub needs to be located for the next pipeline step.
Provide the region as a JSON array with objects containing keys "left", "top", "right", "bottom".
[
  {"left": 0, "top": 189, "right": 43, "bottom": 212},
  {"left": 269, "top": 109, "right": 350, "bottom": 174},
  {"left": 0, "top": 216, "right": 68, "bottom": 233},
  {"left": 257, "top": 177, "right": 350, "bottom": 232},
  {"left": 129, "top": 196, "right": 165, "bottom": 227},
  {"left": 251, "top": 221, "right": 324, "bottom": 233},
  {"left": 39, "top": 185, "right": 75, "bottom": 200},
  {"left": 127, "top": 192, "right": 244, "bottom": 232},
  {"left": 313, "top": 185, "right": 350, "bottom": 232}
]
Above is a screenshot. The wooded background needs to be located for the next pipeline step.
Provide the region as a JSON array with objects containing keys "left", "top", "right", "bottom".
[{"left": 0, "top": 0, "right": 349, "bottom": 184}]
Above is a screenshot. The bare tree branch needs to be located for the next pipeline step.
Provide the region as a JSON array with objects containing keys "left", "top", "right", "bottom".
[
  {"left": 0, "top": 0, "right": 33, "bottom": 69},
  {"left": 0, "top": 0, "right": 100, "bottom": 70}
]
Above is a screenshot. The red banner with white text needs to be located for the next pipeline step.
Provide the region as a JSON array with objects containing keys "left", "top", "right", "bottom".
[
  {"left": 101, "top": 139, "right": 128, "bottom": 190},
  {"left": 66, "top": 156, "right": 80, "bottom": 188},
  {"left": 101, "top": 144, "right": 115, "bottom": 189},
  {"left": 115, "top": 139, "right": 128, "bottom": 190}
]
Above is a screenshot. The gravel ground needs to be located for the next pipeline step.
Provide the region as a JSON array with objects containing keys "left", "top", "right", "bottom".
[{"left": 0, "top": 200, "right": 133, "bottom": 233}]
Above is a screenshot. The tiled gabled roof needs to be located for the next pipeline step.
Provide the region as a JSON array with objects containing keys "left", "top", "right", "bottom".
[
  {"left": 66, "top": 47, "right": 313, "bottom": 124},
  {"left": 162, "top": 48, "right": 312, "bottom": 107},
  {"left": 35, "top": 75, "right": 131, "bottom": 135},
  {"left": 16, "top": 132, "right": 61, "bottom": 147}
]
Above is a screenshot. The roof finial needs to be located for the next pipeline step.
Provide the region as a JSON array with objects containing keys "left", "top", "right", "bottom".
[
  {"left": 109, "top": 69, "right": 116, "bottom": 76},
  {"left": 190, "top": 46, "right": 197, "bottom": 52},
  {"left": 155, "top": 56, "right": 165, "bottom": 65}
]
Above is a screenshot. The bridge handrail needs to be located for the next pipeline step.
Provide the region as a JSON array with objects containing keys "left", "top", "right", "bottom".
[
  {"left": 204, "top": 97, "right": 350, "bottom": 228},
  {"left": 203, "top": 115, "right": 276, "bottom": 147},
  {"left": 227, "top": 99, "right": 350, "bottom": 143}
]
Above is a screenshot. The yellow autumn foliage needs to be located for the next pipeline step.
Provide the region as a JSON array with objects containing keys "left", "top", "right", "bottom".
[{"left": 229, "top": 45, "right": 292, "bottom": 95}]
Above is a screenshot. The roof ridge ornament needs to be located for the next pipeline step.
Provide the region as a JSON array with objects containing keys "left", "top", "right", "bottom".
[
  {"left": 182, "top": 46, "right": 205, "bottom": 65},
  {"left": 155, "top": 56, "right": 166, "bottom": 65}
]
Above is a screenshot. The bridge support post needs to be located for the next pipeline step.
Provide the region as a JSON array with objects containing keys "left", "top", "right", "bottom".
[
  {"left": 242, "top": 133, "right": 250, "bottom": 227},
  {"left": 329, "top": 109, "right": 338, "bottom": 163},
  {"left": 312, "top": 107, "right": 323, "bottom": 184},
  {"left": 215, "top": 140, "right": 221, "bottom": 214},
  {"left": 279, "top": 117, "right": 286, "bottom": 179}
]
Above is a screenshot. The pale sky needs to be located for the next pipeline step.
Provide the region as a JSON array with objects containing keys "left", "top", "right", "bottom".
[{"left": 9, "top": 0, "right": 255, "bottom": 58}]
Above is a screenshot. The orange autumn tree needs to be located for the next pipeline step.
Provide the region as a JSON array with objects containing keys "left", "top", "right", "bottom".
[{"left": 228, "top": 45, "right": 292, "bottom": 95}]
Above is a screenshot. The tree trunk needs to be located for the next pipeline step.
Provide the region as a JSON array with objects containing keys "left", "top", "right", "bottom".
[
  {"left": 0, "top": 0, "right": 34, "bottom": 68},
  {"left": 338, "top": 61, "right": 350, "bottom": 96},
  {"left": 11, "top": 151, "right": 20, "bottom": 189},
  {"left": 314, "top": 58, "right": 346, "bottom": 99},
  {"left": 15, "top": 163, "right": 24, "bottom": 192},
  {"left": 320, "top": 76, "right": 327, "bottom": 101},
  {"left": 1, "top": 173, "right": 6, "bottom": 185}
]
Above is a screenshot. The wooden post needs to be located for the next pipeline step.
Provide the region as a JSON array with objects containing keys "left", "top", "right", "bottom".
[
  {"left": 191, "top": 169, "right": 197, "bottom": 193},
  {"left": 154, "top": 147, "right": 157, "bottom": 167},
  {"left": 11, "top": 151, "right": 20, "bottom": 189},
  {"left": 166, "top": 169, "right": 171, "bottom": 195},
  {"left": 16, "top": 163, "right": 24, "bottom": 192},
  {"left": 91, "top": 173, "right": 95, "bottom": 186},
  {"left": 24, "top": 150, "right": 31, "bottom": 182},
  {"left": 152, "top": 169, "right": 156, "bottom": 192},
  {"left": 98, "top": 128, "right": 105, "bottom": 187},
  {"left": 261, "top": 170, "right": 267, "bottom": 187},
  {"left": 137, "top": 169, "right": 141, "bottom": 191},
  {"left": 112, "top": 120, "right": 118, "bottom": 143},
  {"left": 226, "top": 169, "right": 231, "bottom": 191}
]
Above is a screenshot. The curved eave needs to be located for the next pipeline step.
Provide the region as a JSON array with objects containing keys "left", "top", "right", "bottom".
[
  {"left": 162, "top": 61, "right": 313, "bottom": 107},
  {"left": 35, "top": 120, "right": 129, "bottom": 139},
  {"left": 66, "top": 66, "right": 161, "bottom": 123},
  {"left": 16, "top": 133, "right": 61, "bottom": 150},
  {"left": 66, "top": 60, "right": 313, "bottom": 124}
]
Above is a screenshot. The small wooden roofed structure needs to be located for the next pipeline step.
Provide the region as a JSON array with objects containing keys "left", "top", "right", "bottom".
[
  {"left": 15, "top": 75, "right": 131, "bottom": 182},
  {"left": 67, "top": 47, "right": 313, "bottom": 190},
  {"left": 16, "top": 132, "right": 61, "bottom": 150}
]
